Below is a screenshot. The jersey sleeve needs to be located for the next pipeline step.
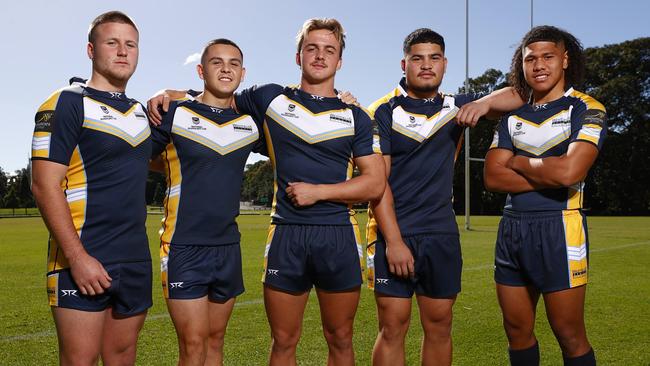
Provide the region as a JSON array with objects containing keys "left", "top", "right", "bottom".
[
  {"left": 235, "top": 84, "right": 283, "bottom": 125},
  {"left": 372, "top": 102, "right": 393, "bottom": 155},
  {"left": 570, "top": 105, "right": 607, "bottom": 150},
  {"left": 488, "top": 115, "right": 514, "bottom": 151},
  {"left": 150, "top": 102, "right": 177, "bottom": 157},
  {"left": 453, "top": 92, "right": 484, "bottom": 107},
  {"left": 32, "top": 89, "right": 84, "bottom": 165},
  {"left": 352, "top": 108, "right": 375, "bottom": 158}
]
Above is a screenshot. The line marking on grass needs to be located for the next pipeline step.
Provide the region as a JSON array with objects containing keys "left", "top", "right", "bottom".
[
  {"left": 4, "top": 241, "right": 648, "bottom": 343},
  {"left": 1, "top": 298, "right": 265, "bottom": 342},
  {"left": 591, "top": 240, "right": 650, "bottom": 252}
]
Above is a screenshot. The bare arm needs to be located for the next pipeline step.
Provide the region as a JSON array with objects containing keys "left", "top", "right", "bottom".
[
  {"left": 369, "top": 156, "right": 414, "bottom": 278},
  {"left": 286, "top": 153, "right": 385, "bottom": 206},
  {"left": 509, "top": 141, "right": 599, "bottom": 187},
  {"left": 456, "top": 87, "right": 525, "bottom": 127},
  {"left": 31, "top": 160, "right": 111, "bottom": 296},
  {"left": 484, "top": 148, "right": 539, "bottom": 193},
  {"left": 147, "top": 89, "right": 188, "bottom": 125}
]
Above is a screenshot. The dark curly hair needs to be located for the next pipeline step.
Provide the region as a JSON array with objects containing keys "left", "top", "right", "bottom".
[{"left": 508, "top": 25, "right": 585, "bottom": 100}]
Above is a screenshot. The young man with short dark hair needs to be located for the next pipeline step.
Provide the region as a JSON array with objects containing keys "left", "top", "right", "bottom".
[
  {"left": 367, "top": 28, "right": 524, "bottom": 366},
  {"left": 31, "top": 11, "right": 152, "bottom": 365}
]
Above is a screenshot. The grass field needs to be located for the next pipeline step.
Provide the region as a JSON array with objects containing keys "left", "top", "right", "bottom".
[{"left": 1, "top": 214, "right": 649, "bottom": 365}]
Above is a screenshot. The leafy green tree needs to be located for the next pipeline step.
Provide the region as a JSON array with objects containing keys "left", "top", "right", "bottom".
[{"left": 242, "top": 160, "right": 273, "bottom": 206}]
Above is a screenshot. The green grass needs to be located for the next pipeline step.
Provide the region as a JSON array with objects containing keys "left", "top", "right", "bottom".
[{"left": 0, "top": 215, "right": 648, "bottom": 365}]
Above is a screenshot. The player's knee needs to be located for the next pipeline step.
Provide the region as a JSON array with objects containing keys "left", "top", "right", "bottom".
[
  {"left": 421, "top": 311, "right": 453, "bottom": 340},
  {"left": 207, "top": 330, "right": 226, "bottom": 352},
  {"left": 179, "top": 333, "right": 207, "bottom": 357},
  {"left": 378, "top": 321, "right": 409, "bottom": 344},
  {"left": 502, "top": 318, "right": 535, "bottom": 343},
  {"left": 271, "top": 329, "right": 301, "bottom": 353},
  {"left": 323, "top": 326, "right": 353, "bottom": 351},
  {"left": 554, "top": 326, "right": 588, "bottom": 354},
  {"left": 60, "top": 352, "right": 100, "bottom": 366}
]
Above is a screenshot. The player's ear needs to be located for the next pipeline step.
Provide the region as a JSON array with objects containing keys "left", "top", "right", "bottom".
[
  {"left": 401, "top": 58, "right": 406, "bottom": 73},
  {"left": 443, "top": 56, "right": 448, "bottom": 74},
  {"left": 296, "top": 52, "right": 301, "bottom": 68},
  {"left": 240, "top": 67, "right": 246, "bottom": 82},
  {"left": 562, "top": 50, "right": 569, "bottom": 70},
  {"left": 197, "top": 63, "right": 205, "bottom": 81},
  {"left": 336, "top": 57, "right": 342, "bottom": 71},
  {"left": 87, "top": 42, "right": 94, "bottom": 60}
]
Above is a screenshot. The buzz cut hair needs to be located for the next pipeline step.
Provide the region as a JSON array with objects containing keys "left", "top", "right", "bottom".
[
  {"left": 296, "top": 18, "right": 346, "bottom": 57},
  {"left": 403, "top": 28, "right": 445, "bottom": 54},
  {"left": 87, "top": 11, "right": 138, "bottom": 44},
  {"left": 200, "top": 38, "right": 244, "bottom": 65}
]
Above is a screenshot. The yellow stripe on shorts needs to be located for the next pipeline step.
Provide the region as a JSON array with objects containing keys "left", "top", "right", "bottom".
[{"left": 562, "top": 210, "right": 588, "bottom": 288}]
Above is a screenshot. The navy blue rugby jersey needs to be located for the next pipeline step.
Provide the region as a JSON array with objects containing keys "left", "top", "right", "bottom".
[
  {"left": 366, "top": 78, "right": 482, "bottom": 242},
  {"left": 489, "top": 87, "right": 607, "bottom": 211},
  {"left": 151, "top": 99, "right": 263, "bottom": 245},
  {"left": 234, "top": 84, "right": 375, "bottom": 225},
  {"left": 32, "top": 84, "right": 152, "bottom": 272}
]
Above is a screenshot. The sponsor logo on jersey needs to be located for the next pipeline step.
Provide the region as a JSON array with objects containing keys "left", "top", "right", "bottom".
[
  {"left": 330, "top": 114, "right": 352, "bottom": 125},
  {"left": 534, "top": 103, "right": 548, "bottom": 111},
  {"left": 288, "top": 104, "right": 296, "bottom": 112},
  {"left": 211, "top": 107, "right": 223, "bottom": 113},
  {"left": 109, "top": 92, "right": 123, "bottom": 99},
  {"left": 551, "top": 118, "right": 571, "bottom": 127},
  {"left": 583, "top": 109, "right": 606, "bottom": 126},
  {"left": 311, "top": 95, "right": 324, "bottom": 101},
  {"left": 35, "top": 111, "right": 54, "bottom": 132},
  {"left": 513, "top": 121, "right": 525, "bottom": 136},
  {"left": 61, "top": 289, "right": 78, "bottom": 297},
  {"left": 376, "top": 278, "right": 389, "bottom": 284},
  {"left": 100, "top": 106, "right": 110, "bottom": 114},
  {"left": 192, "top": 116, "right": 200, "bottom": 124},
  {"left": 135, "top": 112, "right": 147, "bottom": 120},
  {"left": 170, "top": 282, "right": 184, "bottom": 289},
  {"left": 233, "top": 123, "right": 253, "bottom": 133},
  {"left": 267, "top": 269, "right": 279, "bottom": 276},
  {"left": 423, "top": 98, "right": 436, "bottom": 103}
]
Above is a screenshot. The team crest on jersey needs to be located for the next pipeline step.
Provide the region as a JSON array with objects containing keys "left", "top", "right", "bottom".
[
  {"left": 508, "top": 109, "right": 572, "bottom": 155},
  {"left": 82, "top": 98, "right": 150, "bottom": 146},
  {"left": 288, "top": 104, "right": 296, "bottom": 112},
  {"left": 172, "top": 107, "right": 259, "bottom": 155},
  {"left": 267, "top": 96, "right": 355, "bottom": 144},
  {"left": 391, "top": 95, "right": 459, "bottom": 143}
]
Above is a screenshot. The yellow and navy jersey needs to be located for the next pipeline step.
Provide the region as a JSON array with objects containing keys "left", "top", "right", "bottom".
[
  {"left": 32, "top": 84, "right": 152, "bottom": 272},
  {"left": 151, "top": 100, "right": 263, "bottom": 245},
  {"left": 489, "top": 87, "right": 607, "bottom": 211},
  {"left": 366, "top": 78, "right": 481, "bottom": 242},
  {"left": 235, "top": 84, "right": 375, "bottom": 225}
]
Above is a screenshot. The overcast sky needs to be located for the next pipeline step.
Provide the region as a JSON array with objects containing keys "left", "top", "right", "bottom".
[{"left": 1, "top": 0, "right": 647, "bottom": 172}]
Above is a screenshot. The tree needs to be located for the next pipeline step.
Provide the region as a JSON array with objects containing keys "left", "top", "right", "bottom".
[
  {"left": 453, "top": 68, "right": 509, "bottom": 215},
  {"left": 242, "top": 160, "right": 273, "bottom": 206},
  {"left": 581, "top": 37, "right": 650, "bottom": 214},
  {"left": 0, "top": 167, "right": 7, "bottom": 208}
]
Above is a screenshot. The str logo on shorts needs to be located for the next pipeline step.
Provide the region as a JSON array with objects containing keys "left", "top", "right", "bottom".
[
  {"left": 376, "top": 278, "right": 389, "bottom": 285},
  {"left": 61, "top": 289, "right": 78, "bottom": 297},
  {"left": 267, "top": 269, "right": 279, "bottom": 276},
  {"left": 170, "top": 282, "right": 184, "bottom": 289}
]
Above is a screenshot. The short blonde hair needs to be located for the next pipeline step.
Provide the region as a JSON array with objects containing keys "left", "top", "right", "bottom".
[{"left": 296, "top": 18, "right": 346, "bottom": 57}]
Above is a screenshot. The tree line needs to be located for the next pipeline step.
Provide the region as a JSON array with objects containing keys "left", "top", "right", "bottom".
[{"left": 2, "top": 38, "right": 647, "bottom": 215}]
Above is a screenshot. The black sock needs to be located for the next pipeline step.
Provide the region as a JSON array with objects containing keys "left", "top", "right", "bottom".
[
  {"left": 564, "top": 348, "right": 596, "bottom": 366},
  {"left": 509, "top": 341, "right": 540, "bottom": 366}
]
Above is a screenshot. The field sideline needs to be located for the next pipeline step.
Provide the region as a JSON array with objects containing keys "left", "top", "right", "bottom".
[{"left": 0, "top": 215, "right": 648, "bottom": 365}]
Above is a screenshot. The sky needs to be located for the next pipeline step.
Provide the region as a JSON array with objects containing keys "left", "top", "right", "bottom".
[{"left": 0, "top": 0, "right": 647, "bottom": 173}]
